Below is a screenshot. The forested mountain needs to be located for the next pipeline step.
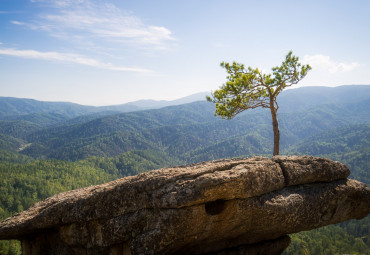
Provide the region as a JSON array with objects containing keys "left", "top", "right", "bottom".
[
  {"left": 2, "top": 85, "right": 368, "bottom": 124},
  {"left": 0, "top": 85, "right": 369, "bottom": 254},
  {"left": 15, "top": 97, "right": 370, "bottom": 161},
  {"left": 99, "top": 91, "right": 209, "bottom": 111},
  {"left": 0, "top": 97, "right": 99, "bottom": 119},
  {"left": 287, "top": 123, "right": 369, "bottom": 185},
  {"left": 277, "top": 85, "right": 370, "bottom": 112},
  {"left": 0, "top": 92, "right": 209, "bottom": 120}
]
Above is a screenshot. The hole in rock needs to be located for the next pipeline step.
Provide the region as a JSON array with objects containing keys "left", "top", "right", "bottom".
[{"left": 205, "top": 199, "right": 226, "bottom": 215}]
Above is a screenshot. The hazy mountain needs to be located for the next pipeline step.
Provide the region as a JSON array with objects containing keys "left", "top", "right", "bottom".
[
  {"left": 1, "top": 85, "right": 369, "bottom": 161},
  {"left": 15, "top": 98, "right": 370, "bottom": 161},
  {"left": 2, "top": 85, "right": 369, "bottom": 123},
  {"left": 0, "top": 85, "right": 369, "bottom": 255},
  {"left": 278, "top": 85, "right": 370, "bottom": 112},
  {"left": 0, "top": 92, "right": 210, "bottom": 120},
  {"left": 0, "top": 97, "right": 99, "bottom": 119},
  {"left": 101, "top": 92, "right": 210, "bottom": 111}
]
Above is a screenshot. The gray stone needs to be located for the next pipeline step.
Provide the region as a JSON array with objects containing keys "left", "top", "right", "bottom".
[
  {"left": 0, "top": 156, "right": 368, "bottom": 255},
  {"left": 273, "top": 155, "right": 350, "bottom": 186}
]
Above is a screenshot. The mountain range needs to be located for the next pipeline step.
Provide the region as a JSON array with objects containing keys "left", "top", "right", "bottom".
[
  {"left": 0, "top": 85, "right": 369, "bottom": 254},
  {"left": 0, "top": 92, "right": 209, "bottom": 119},
  {"left": 0, "top": 85, "right": 369, "bottom": 162}
]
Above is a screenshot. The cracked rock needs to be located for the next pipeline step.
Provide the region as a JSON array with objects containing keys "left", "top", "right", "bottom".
[{"left": 0, "top": 156, "right": 369, "bottom": 255}]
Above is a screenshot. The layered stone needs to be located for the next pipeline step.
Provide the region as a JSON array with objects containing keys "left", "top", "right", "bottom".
[{"left": 0, "top": 156, "right": 368, "bottom": 255}]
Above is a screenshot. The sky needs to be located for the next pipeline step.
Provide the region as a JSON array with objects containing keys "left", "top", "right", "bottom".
[{"left": 0, "top": 0, "right": 369, "bottom": 106}]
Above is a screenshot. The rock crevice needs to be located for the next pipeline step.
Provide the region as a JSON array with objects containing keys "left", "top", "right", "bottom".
[{"left": 0, "top": 156, "right": 369, "bottom": 255}]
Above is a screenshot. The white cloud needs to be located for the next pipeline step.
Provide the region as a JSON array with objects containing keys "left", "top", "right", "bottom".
[
  {"left": 0, "top": 11, "right": 24, "bottom": 14},
  {"left": 302, "top": 54, "right": 359, "bottom": 73},
  {"left": 19, "top": 0, "right": 174, "bottom": 50},
  {"left": 0, "top": 47, "right": 153, "bottom": 73},
  {"left": 30, "top": 0, "right": 86, "bottom": 7},
  {"left": 11, "top": 21, "right": 25, "bottom": 25}
]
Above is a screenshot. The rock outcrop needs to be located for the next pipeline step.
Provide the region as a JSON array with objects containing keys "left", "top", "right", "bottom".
[{"left": 0, "top": 156, "right": 369, "bottom": 255}]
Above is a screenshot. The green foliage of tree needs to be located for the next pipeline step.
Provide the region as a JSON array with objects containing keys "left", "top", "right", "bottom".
[
  {"left": 0, "top": 149, "right": 179, "bottom": 254},
  {"left": 207, "top": 51, "right": 311, "bottom": 155},
  {"left": 0, "top": 150, "right": 178, "bottom": 218},
  {"left": 284, "top": 224, "right": 370, "bottom": 255},
  {"left": 0, "top": 134, "right": 24, "bottom": 153},
  {"left": 182, "top": 133, "right": 271, "bottom": 163},
  {"left": 0, "top": 120, "right": 41, "bottom": 139},
  {"left": 0, "top": 240, "right": 21, "bottom": 255},
  {"left": 339, "top": 216, "right": 370, "bottom": 247}
]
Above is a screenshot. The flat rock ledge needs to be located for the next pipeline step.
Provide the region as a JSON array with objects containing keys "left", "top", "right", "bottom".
[{"left": 0, "top": 156, "right": 369, "bottom": 255}]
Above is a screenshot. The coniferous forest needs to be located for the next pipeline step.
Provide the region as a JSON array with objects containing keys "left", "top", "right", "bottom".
[{"left": 0, "top": 85, "right": 369, "bottom": 254}]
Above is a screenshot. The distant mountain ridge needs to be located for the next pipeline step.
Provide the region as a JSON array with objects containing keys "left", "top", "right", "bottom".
[
  {"left": 2, "top": 85, "right": 369, "bottom": 119},
  {"left": 103, "top": 91, "right": 210, "bottom": 110},
  {"left": 0, "top": 85, "right": 369, "bottom": 161},
  {"left": 0, "top": 92, "right": 210, "bottom": 119},
  {"left": 0, "top": 86, "right": 366, "bottom": 161},
  {"left": 278, "top": 85, "right": 370, "bottom": 112}
]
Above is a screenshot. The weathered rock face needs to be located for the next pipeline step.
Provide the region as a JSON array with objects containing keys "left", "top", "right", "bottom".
[{"left": 0, "top": 156, "right": 369, "bottom": 255}]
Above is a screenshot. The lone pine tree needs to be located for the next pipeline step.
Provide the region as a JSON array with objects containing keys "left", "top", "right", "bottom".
[{"left": 207, "top": 51, "right": 311, "bottom": 156}]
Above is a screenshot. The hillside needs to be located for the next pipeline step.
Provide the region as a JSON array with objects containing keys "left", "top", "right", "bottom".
[
  {"left": 278, "top": 85, "right": 370, "bottom": 112},
  {"left": 2, "top": 125, "right": 369, "bottom": 254},
  {"left": 0, "top": 85, "right": 369, "bottom": 254},
  {"left": 0, "top": 97, "right": 99, "bottom": 119},
  {"left": 15, "top": 98, "right": 370, "bottom": 161},
  {"left": 287, "top": 124, "right": 370, "bottom": 185},
  {"left": 0, "top": 92, "right": 209, "bottom": 120},
  {"left": 1, "top": 85, "right": 369, "bottom": 164}
]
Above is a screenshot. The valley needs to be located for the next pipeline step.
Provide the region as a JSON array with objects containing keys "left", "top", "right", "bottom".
[{"left": 0, "top": 85, "right": 369, "bottom": 254}]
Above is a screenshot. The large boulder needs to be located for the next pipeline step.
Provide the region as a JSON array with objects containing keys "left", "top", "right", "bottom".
[{"left": 0, "top": 156, "right": 369, "bottom": 254}]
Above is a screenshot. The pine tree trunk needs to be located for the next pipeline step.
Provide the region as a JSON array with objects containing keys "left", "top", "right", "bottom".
[{"left": 270, "top": 106, "right": 280, "bottom": 156}]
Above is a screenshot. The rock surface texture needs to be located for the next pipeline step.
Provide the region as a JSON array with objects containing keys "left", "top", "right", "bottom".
[{"left": 0, "top": 156, "right": 369, "bottom": 255}]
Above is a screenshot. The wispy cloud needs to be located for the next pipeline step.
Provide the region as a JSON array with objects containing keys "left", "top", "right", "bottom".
[
  {"left": 302, "top": 54, "right": 359, "bottom": 73},
  {"left": 13, "top": 0, "right": 174, "bottom": 50},
  {"left": 30, "top": 0, "right": 86, "bottom": 7},
  {"left": 10, "top": 21, "right": 26, "bottom": 25},
  {"left": 0, "top": 47, "right": 153, "bottom": 73},
  {"left": 0, "top": 11, "right": 24, "bottom": 14}
]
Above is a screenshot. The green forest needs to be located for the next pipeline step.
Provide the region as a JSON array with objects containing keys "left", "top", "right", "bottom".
[{"left": 0, "top": 85, "right": 369, "bottom": 254}]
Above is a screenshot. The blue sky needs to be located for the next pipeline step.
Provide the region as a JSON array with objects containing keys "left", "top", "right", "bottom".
[{"left": 0, "top": 0, "right": 369, "bottom": 106}]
